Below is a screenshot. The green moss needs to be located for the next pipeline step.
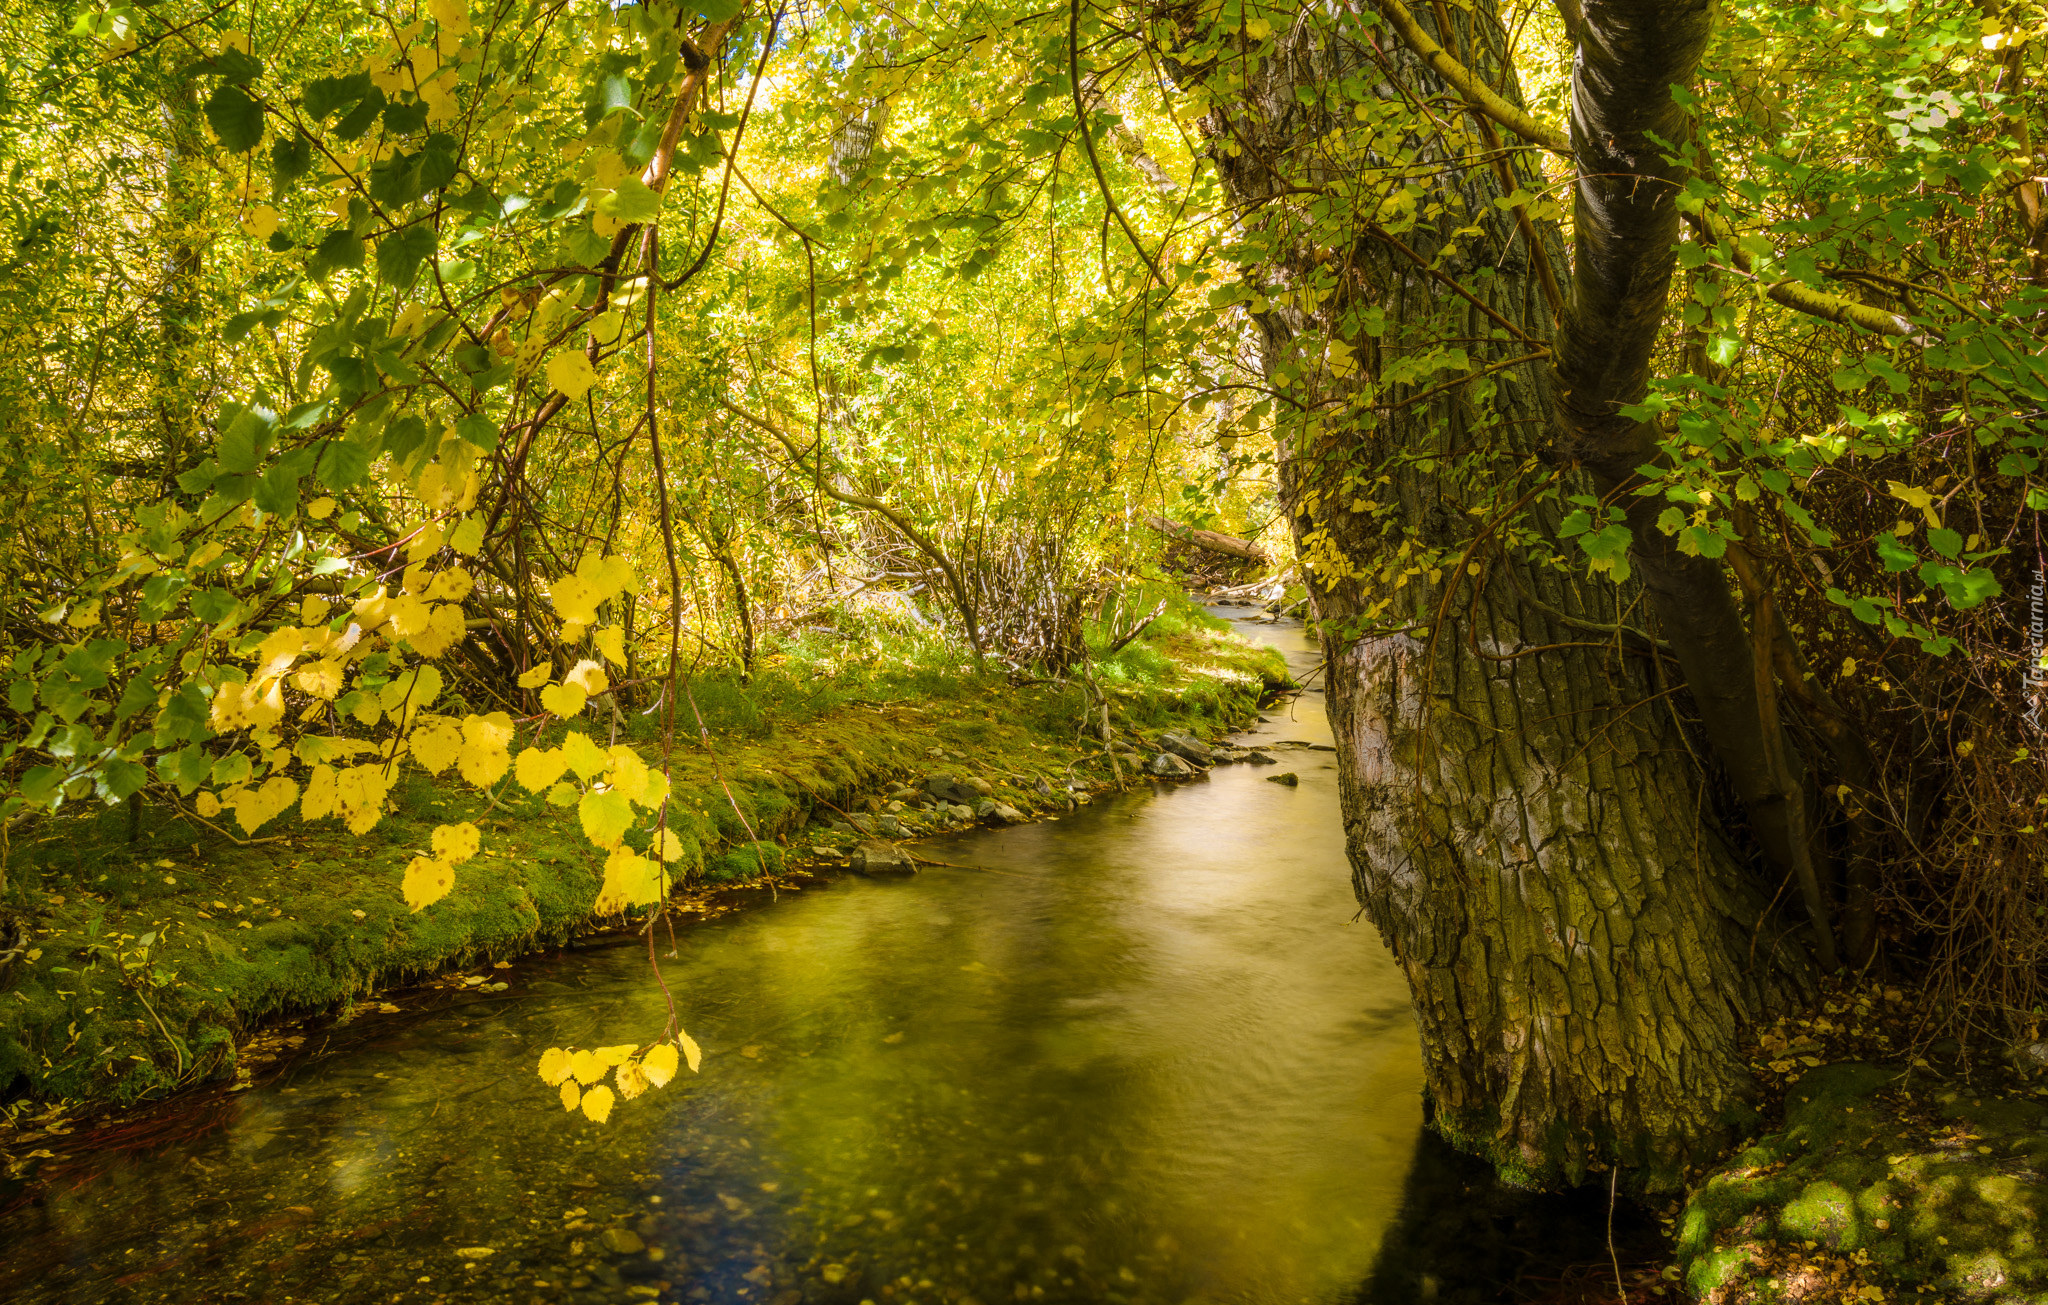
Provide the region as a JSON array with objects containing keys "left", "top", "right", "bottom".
[{"left": 1679, "top": 1062, "right": 2048, "bottom": 1302}]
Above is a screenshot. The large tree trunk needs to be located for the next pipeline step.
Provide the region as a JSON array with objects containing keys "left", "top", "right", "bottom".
[{"left": 1154, "top": 1, "right": 1810, "bottom": 1187}]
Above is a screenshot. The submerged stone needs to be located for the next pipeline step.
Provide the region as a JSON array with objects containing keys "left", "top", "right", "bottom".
[{"left": 850, "top": 842, "right": 916, "bottom": 877}]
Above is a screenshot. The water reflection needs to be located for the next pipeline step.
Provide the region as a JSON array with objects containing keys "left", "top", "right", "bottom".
[{"left": 1, "top": 615, "right": 1434, "bottom": 1304}]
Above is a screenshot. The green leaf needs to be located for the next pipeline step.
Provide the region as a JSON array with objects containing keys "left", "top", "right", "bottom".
[
  {"left": 99, "top": 760, "right": 149, "bottom": 802},
  {"left": 304, "top": 72, "right": 372, "bottom": 121},
  {"left": 1926, "top": 527, "right": 1962, "bottom": 559},
  {"left": 206, "top": 82, "right": 265, "bottom": 153},
  {"left": 317, "top": 437, "right": 373, "bottom": 490},
  {"left": 270, "top": 131, "right": 312, "bottom": 191},
  {"left": 454, "top": 414, "right": 500, "bottom": 449},
  {"left": 601, "top": 176, "right": 663, "bottom": 224},
  {"left": 218, "top": 403, "right": 277, "bottom": 474},
  {"left": 311, "top": 228, "right": 365, "bottom": 276},
  {"left": 375, "top": 224, "right": 437, "bottom": 287}
]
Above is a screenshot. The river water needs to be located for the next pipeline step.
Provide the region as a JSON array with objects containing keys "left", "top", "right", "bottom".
[{"left": 0, "top": 616, "right": 1608, "bottom": 1305}]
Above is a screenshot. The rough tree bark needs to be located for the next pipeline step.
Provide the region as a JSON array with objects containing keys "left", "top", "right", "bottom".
[{"left": 1150, "top": 0, "right": 1811, "bottom": 1186}]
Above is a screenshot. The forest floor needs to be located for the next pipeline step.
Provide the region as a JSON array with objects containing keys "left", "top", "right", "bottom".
[
  {"left": 1673, "top": 983, "right": 2048, "bottom": 1304},
  {"left": 0, "top": 611, "right": 1289, "bottom": 1140}
]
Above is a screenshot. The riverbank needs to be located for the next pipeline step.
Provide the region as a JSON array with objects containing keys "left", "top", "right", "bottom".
[
  {"left": 1675, "top": 993, "right": 2048, "bottom": 1303},
  {"left": 0, "top": 606, "right": 1290, "bottom": 1121}
]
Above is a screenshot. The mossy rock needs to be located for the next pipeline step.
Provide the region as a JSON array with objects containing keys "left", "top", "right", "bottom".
[{"left": 1680, "top": 1061, "right": 2048, "bottom": 1302}]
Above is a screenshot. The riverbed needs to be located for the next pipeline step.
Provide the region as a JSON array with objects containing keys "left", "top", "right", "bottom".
[{"left": 0, "top": 616, "right": 1559, "bottom": 1305}]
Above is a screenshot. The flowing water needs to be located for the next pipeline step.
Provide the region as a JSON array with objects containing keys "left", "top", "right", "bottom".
[{"left": 0, "top": 615, "right": 1619, "bottom": 1305}]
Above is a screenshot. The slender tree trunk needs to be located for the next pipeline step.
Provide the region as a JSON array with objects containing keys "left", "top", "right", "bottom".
[
  {"left": 156, "top": 81, "right": 207, "bottom": 489},
  {"left": 1155, "top": 0, "right": 1810, "bottom": 1187}
]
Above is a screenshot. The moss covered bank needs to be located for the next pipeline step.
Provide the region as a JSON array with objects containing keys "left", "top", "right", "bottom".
[{"left": 0, "top": 612, "right": 1288, "bottom": 1115}]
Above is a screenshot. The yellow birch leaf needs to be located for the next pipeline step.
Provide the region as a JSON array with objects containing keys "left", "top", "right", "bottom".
[
  {"left": 538, "top": 1047, "right": 571, "bottom": 1086},
  {"left": 606, "top": 746, "right": 649, "bottom": 803},
  {"left": 448, "top": 515, "right": 485, "bottom": 556},
  {"left": 680, "top": 1028, "right": 702, "bottom": 1073},
  {"left": 515, "top": 746, "right": 568, "bottom": 792},
  {"left": 548, "top": 573, "right": 600, "bottom": 625},
  {"left": 614, "top": 1058, "right": 648, "bottom": 1100},
  {"left": 642, "top": 1042, "right": 679, "bottom": 1087},
  {"left": 425, "top": 568, "right": 473, "bottom": 602},
  {"left": 580, "top": 1083, "right": 615, "bottom": 1123},
  {"left": 592, "top": 625, "right": 626, "bottom": 667},
  {"left": 402, "top": 855, "right": 455, "bottom": 910},
  {"left": 301, "top": 764, "right": 338, "bottom": 821},
  {"left": 569, "top": 1048, "right": 603, "bottom": 1084},
  {"left": 457, "top": 712, "right": 514, "bottom": 787},
  {"left": 579, "top": 788, "right": 635, "bottom": 849},
  {"left": 430, "top": 821, "right": 481, "bottom": 862},
  {"left": 409, "top": 716, "right": 464, "bottom": 775},
  {"left": 545, "top": 781, "right": 579, "bottom": 807},
  {"left": 564, "top": 658, "right": 609, "bottom": 696},
  {"left": 539, "top": 682, "right": 586, "bottom": 717},
  {"left": 547, "top": 350, "right": 597, "bottom": 400},
  {"left": 561, "top": 730, "right": 610, "bottom": 780},
  {"left": 655, "top": 827, "right": 685, "bottom": 862},
  {"left": 300, "top": 595, "right": 332, "bottom": 626},
  {"left": 305, "top": 495, "right": 335, "bottom": 520},
  {"left": 294, "top": 659, "right": 345, "bottom": 700},
  {"left": 595, "top": 1044, "right": 636, "bottom": 1066},
  {"left": 639, "top": 769, "right": 670, "bottom": 810},
  {"left": 517, "top": 662, "right": 553, "bottom": 689},
  {"left": 559, "top": 1078, "right": 581, "bottom": 1112},
  {"left": 594, "top": 845, "right": 661, "bottom": 912},
  {"left": 408, "top": 602, "right": 467, "bottom": 658},
  {"left": 195, "top": 790, "right": 222, "bottom": 818}
]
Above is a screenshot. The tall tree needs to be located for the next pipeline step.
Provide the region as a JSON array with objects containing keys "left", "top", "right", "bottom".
[{"left": 1144, "top": 0, "right": 1814, "bottom": 1186}]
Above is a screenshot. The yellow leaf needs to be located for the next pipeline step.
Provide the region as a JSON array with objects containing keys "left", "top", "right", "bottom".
[
  {"left": 595, "top": 845, "right": 662, "bottom": 911},
  {"left": 680, "top": 1028, "right": 702, "bottom": 1073},
  {"left": 457, "top": 712, "right": 514, "bottom": 787},
  {"left": 592, "top": 625, "right": 627, "bottom": 667},
  {"left": 242, "top": 205, "right": 280, "bottom": 240},
  {"left": 549, "top": 573, "right": 600, "bottom": 625},
  {"left": 547, "top": 349, "right": 597, "bottom": 400},
  {"left": 580, "top": 1083, "right": 615, "bottom": 1123},
  {"left": 403, "top": 855, "right": 455, "bottom": 910},
  {"left": 305, "top": 495, "right": 335, "bottom": 520},
  {"left": 654, "top": 827, "right": 685, "bottom": 862},
  {"left": 545, "top": 781, "right": 579, "bottom": 807},
  {"left": 614, "top": 1058, "right": 648, "bottom": 1100},
  {"left": 561, "top": 730, "right": 610, "bottom": 780},
  {"left": 641, "top": 1042, "right": 679, "bottom": 1088},
  {"left": 517, "top": 662, "right": 553, "bottom": 689},
  {"left": 448, "top": 515, "right": 484, "bottom": 556},
  {"left": 66, "top": 599, "right": 101, "bottom": 628},
  {"left": 1886, "top": 480, "right": 1941, "bottom": 526},
  {"left": 233, "top": 776, "right": 299, "bottom": 834},
  {"left": 195, "top": 789, "right": 222, "bottom": 818},
  {"left": 409, "top": 716, "right": 464, "bottom": 775},
  {"left": 559, "top": 1078, "right": 581, "bottom": 1112},
  {"left": 595, "top": 1044, "right": 636, "bottom": 1066},
  {"left": 299, "top": 595, "right": 332, "bottom": 626},
  {"left": 515, "top": 746, "right": 568, "bottom": 792},
  {"left": 301, "top": 764, "right": 338, "bottom": 821},
  {"left": 538, "top": 1047, "right": 572, "bottom": 1086},
  {"left": 640, "top": 769, "right": 670, "bottom": 810},
  {"left": 539, "top": 682, "right": 587, "bottom": 717},
  {"left": 580, "top": 789, "right": 635, "bottom": 850},
  {"left": 431, "top": 821, "right": 481, "bottom": 862},
  {"left": 564, "top": 658, "right": 609, "bottom": 696},
  {"left": 294, "top": 659, "right": 345, "bottom": 700},
  {"left": 425, "top": 568, "right": 473, "bottom": 602},
  {"left": 335, "top": 763, "right": 390, "bottom": 834},
  {"left": 408, "top": 602, "right": 468, "bottom": 658},
  {"left": 387, "top": 593, "right": 432, "bottom": 638},
  {"left": 569, "top": 1048, "right": 603, "bottom": 1084},
  {"left": 606, "top": 746, "right": 649, "bottom": 803}
]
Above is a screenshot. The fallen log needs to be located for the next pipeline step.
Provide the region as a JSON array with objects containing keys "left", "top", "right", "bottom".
[{"left": 1140, "top": 514, "right": 1269, "bottom": 566}]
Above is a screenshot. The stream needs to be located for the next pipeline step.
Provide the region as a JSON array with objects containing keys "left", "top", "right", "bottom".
[{"left": 0, "top": 615, "right": 1643, "bottom": 1305}]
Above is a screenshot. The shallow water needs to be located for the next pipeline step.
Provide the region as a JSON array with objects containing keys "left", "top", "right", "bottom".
[{"left": 1, "top": 615, "right": 1443, "bottom": 1305}]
